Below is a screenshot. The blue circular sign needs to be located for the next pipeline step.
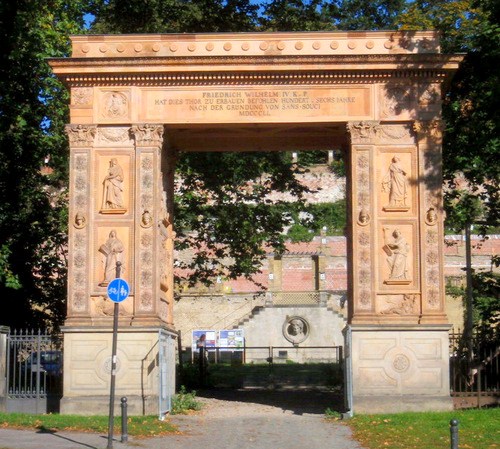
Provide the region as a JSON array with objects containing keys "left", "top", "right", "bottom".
[{"left": 107, "top": 278, "right": 130, "bottom": 303}]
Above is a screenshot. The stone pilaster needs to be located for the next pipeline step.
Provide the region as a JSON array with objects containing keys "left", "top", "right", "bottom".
[
  {"left": 65, "top": 124, "right": 96, "bottom": 323},
  {"left": 346, "top": 121, "right": 379, "bottom": 322},
  {"left": 130, "top": 124, "right": 172, "bottom": 326},
  {"left": 414, "top": 119, "right": 448, "bottom": 324}
]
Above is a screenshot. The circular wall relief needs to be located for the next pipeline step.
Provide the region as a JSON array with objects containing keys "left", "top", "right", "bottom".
[
  {"left": 283, "top": 316, "right": 309, "bottom": 344},
  {"left": 393, "top": 354, "right": 410, "bottom": 372}
]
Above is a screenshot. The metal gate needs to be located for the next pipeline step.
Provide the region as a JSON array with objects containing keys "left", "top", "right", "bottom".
[
  {"left": 158, "top": 329, "right": 176, "bottom": 419},
  {"left": 6, "top": 330, "right": 63, "bottom": 414}
]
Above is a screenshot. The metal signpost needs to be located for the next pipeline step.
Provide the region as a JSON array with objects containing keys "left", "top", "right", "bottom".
[{"left": 106, "top": 262, "right": 129, "bottom": 449}]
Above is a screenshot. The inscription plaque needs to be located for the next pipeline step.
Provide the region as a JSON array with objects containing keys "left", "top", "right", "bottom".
[{"left": 142, "top": 87, "right": 371, "bottom": 123}]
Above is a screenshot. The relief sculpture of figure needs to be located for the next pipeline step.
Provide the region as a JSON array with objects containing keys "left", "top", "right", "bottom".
[
  {"left": 283, "top": 317, "right": 309, "bottom": 344},
  {"left": 101, "top": 158, "right": 124, "bottom": 210},
  {"left": 99, "top": 230, "right": 124, "bottom": 285},
  {"left": 382, "top": 156, "right": 408, "bottom": 207},
  {"left": 383, "top": 228, "right": 410, "bottom": 281}
]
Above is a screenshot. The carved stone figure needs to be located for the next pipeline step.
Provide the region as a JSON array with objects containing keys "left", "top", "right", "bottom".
[
  {"left": 283, "top": 316, "right": 309, "bottom": 344},
  {"left": 104, "top": 91, "right": 127, "bottom": 118},
  {"left": 358, "top": 208, "right": 370, "bottom": 226},
  {"left": 99, "top": 230, "right": 124, "bottom": 286},
  {"left": 426, "top": 207, "right": 437, "bottom": 225},
  {"left": 141, "top": 210, "right": 153, "bottom": 228},
  {"left": 101, "top": 158, "right": 124, "bottom": 210},
  {"left": 74, "top": 212, "right": 86, "bottom": 229},
  {"left": 382, "top": 156, "right": 409, "bottom": 209},
  {"left": 383, "top": 228, "right": 410, "bottom": 282}
]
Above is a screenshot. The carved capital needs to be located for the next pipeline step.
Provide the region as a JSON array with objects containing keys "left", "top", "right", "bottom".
[
  {"left": 66, "top": 124, "right": 97, "bottom": 147},
  {"left": 413, "top": 119, "right": 443, "bottom": 142},
  {"left": 131, "top": 124, "right": 164, "bottom": 147},
  {"left": 347, "top": 121, "right": 380, "bottom": 144}
]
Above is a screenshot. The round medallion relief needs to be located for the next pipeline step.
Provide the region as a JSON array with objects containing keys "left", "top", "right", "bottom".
[
  {"left": 283, "top": 316, "right": 309, "bottom": 345},
  {"left": 393, "top": 354, "right": 410, "bottom": 372}
]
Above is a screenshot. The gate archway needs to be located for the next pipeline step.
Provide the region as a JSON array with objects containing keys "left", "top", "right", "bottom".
[{"left": 50, "top": 31, "right": 462, "bottom": 414}]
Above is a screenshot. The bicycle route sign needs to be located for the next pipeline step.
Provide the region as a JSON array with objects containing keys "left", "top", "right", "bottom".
[{"left": 107, "top": 278, "right": 130, "bottom": 303}]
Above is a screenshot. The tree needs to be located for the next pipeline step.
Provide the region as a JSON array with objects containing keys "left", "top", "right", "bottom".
[
  {"left": 327, "top": 0, "right": 407, "bottom": 30},
  {"left": 0, "top": 1, "right": 93, "bottom": 329},
  {"left": 260, "top": 0, "right": 335, "bottom": 31},
  {"left": 399, "top": 0, "right": 500, "bottom": 228}
]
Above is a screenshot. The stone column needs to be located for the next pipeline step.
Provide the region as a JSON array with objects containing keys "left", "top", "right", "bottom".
[{"left": 345, "top": 120, "right": 452, "bottom": 413}]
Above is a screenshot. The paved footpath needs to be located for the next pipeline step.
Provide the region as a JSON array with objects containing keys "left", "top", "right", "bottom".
[{"left": 0, "top": 390, "right": 366, "bottom": 449}]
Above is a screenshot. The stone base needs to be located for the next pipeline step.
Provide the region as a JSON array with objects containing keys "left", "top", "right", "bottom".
[
  {"left": 60, "top": 326, "right": 176, "bottom": 416},
  {"left": 347, "top": 324, "right": 452, "bottom": 414},
  {"left": 60, "top": 394, "right": 158, "bottom": 416},
  {"left": 352, "top": 395, "right": 453, "bottom": 414}
]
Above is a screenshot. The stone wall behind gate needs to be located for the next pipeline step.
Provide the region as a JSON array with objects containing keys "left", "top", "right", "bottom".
[{"left": 174, "top": 234, "right": 499, "bottom": 350}]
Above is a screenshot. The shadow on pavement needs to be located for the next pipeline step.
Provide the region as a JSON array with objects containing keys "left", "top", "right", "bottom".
[
  {"left": 36, "top": 426, "right": 100, "bottom": 449},
  {"left": 195, "top": 388, "right": 345, "bottom": 415}
]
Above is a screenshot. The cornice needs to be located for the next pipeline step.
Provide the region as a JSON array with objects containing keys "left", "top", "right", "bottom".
[
  {"left": 69, "top": 31, "right": 442, "bottom": 58},
  {"left": 49, "top": 54, "right": 463, "bottom": 87}
]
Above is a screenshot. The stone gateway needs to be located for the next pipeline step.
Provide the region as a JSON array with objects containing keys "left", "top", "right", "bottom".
[{"left": 50, "top": 31, "right": 462, "bottom": 414}]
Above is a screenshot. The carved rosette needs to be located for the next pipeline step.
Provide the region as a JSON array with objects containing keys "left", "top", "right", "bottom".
[
  {"left": 425, "top": 229, "right": 441, "bottom": 309},
  {"left": 417, "top": 127, "right": 444, "bottom": 311},
  {"left": 382, "top": 85, "right": 411, "bottom": 117},
  {"left": 347, "top": 121, "right": 380, "bottom": 144},
  {"left": 71, "top": 87, "right": 93, "bottom": 106},
  {"left": 138, "top": 153, "right": 155, "bottom": 312},
  {"left": 66, "top": 124, "right": 97, "bottom": 147},
  {"left": 355, "top": 152, "right": 372, "bottom": 310},
  {"left": 71, "top": 153, "right": 89, "bottom": 313},
  {"left": 418, "top": 83, "right": 441, "bottom": 107}
]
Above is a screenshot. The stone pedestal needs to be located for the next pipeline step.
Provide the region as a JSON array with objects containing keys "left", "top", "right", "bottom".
[
  {"left": 60, "top": 326, "right": 172, "bottom": 416},
  {"left": 347, "top": 324, "right": 453, "bottom": 413}
]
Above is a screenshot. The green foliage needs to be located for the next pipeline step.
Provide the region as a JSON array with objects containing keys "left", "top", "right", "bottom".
[
  {"left": 261, "top": 0, "right": 335, "bottom": 31},
  {"left": 399, "top": 0, "right": 500, "bottom": 228},
  {"left": 92, "top": 0, "right": 259, "bottom": 33},
  {"left": 174, "top": 151, "right": 310, "bottom": 287},
  {"left": 286, "top": 201, "right": 347, "bottom": 242},
  {"left": 0, "top": 1, "right": 94, "bottom": 329},
  {"left": 327, "top": 0, "right": 407, "bottom": 30},
  {"left": 171, "top": 386, "right": 203, "bottom": 415},
  {"left": 348, "top": 408, "right": 500, "bottom": 449},
  {"left": 325, "top": 408, "right": 341, "bottom": 419}
]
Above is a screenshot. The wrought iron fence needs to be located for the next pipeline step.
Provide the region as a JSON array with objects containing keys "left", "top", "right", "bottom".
[
  {"left": 6, "top": 329, "right": 63, "bottom": 413},
  {"left": 185, "top": 345, "right": 344, "bottom": 390},
  {"left": 449, "top": 329, "right": 499, "bottom": 406}
]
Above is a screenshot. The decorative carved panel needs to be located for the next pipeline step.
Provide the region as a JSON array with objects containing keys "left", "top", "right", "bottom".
[{"left": 66, "top": 124, "right": 97, "bottom": 147}]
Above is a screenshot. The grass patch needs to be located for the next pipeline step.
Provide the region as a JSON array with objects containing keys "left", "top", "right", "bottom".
[
  {"left": 346, "top": 408, "right": 500, "bottom": 449},
  {"left": 0, "top": 412, "right": 177, "bottom": 437}
]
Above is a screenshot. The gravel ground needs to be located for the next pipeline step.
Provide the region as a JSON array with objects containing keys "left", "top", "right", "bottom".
[{"left": 0, "top": 389, "right": 366, "bottom": 449}]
